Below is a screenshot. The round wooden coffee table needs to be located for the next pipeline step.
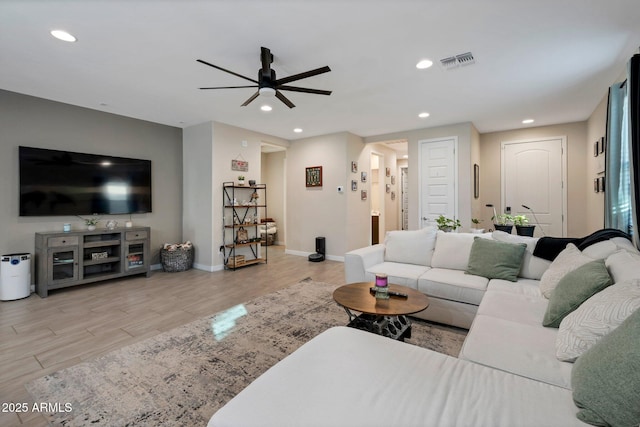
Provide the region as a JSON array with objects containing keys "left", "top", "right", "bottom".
[{"left": 333, "top": 282, "right": 429, "bottom": 340}]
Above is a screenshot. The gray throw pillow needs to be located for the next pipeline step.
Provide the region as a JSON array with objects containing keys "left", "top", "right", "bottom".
[
  {"left": 571, "top": 307, "right": 640, "bottom": 426},
  {"left": 465, "top": 237, "right": 526, "bottom": 282},
  {"left": 543, "top": 259, "right": 613, "bottom": 328}
]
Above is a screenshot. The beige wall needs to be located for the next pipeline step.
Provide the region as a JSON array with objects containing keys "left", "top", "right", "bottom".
[
  {"left": 585, "top": 95, "right": 608, "bottom": 232},
  {"left": 479, "top": 122, "right": 588, "bottom": 237},
  {"left": 182, "top": 120, "right": 288, "bottom": 271},
  {"left": 0, "top": 90, "right": 183, "bottom": 266},
  {"left": 365, "top": 122, "right": 475, "bottom": 231},
  {"left": 346, "top": 133, "right": 371, "bottom": 252},
  {"left": 261, "top": 150, "right": 286, "bottom": 244}
]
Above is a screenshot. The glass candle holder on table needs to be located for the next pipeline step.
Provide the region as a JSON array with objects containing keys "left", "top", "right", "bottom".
[{"left": 374, "top": 273, "right": 389, "bottom": 300}]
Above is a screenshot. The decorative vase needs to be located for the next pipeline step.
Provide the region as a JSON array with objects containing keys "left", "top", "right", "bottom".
[
  {"left": 516, "top": 225, "right": 536, "bottom": 237},
  {"left": 87, "top": 225, "right": 96, "bottom": 231},
  {"left": 238, "top": 180, "right": 245, "bottom": 186}
]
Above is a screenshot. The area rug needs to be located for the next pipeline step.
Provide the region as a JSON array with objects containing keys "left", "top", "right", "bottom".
[{"left": 27, "top": 278, "right": 467, "bottom": 426}]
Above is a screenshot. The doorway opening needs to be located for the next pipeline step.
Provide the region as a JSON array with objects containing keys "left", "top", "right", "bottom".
[{"left": 370, "top": 152, "right": 385, "bottom": 244}]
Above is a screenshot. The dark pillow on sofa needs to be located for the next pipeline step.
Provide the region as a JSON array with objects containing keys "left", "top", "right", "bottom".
[
  {"left": 571, "top": 307, "right": 640, "bottom": 426},
  {"left": 465, "top": 237, "right": 526, "bottom": 282},
  {"left": 542, "top": 259, "right": 612, "bottom": 328}
]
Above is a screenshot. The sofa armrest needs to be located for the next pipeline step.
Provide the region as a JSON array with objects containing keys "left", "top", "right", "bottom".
[{"left": 344, "top": 244, "right": 385, "bottom": 283}]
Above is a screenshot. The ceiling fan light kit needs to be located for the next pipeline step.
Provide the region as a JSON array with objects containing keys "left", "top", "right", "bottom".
[{"left": 198, "top": 46, "right": 331, "bottom": 108}]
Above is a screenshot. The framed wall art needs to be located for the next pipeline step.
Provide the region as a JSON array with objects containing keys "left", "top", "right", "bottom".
[
  {"left": 351, "top": 180, "right": 358, "bottom": 191},
  {"left": 306, "top": 166, "right": 323, "bottom": 187},
  {"left": 361, "top": 190, "right": 367, "bottom": 200},
  {"left": 361, "top": 171, "right": 367, "bottom": 182},
  {"left": 351, "top": 161, "right": 358, "bottom": 173}
]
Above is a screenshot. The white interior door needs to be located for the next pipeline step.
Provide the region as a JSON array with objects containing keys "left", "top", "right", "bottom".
[
  {"left": 502, "top": 137, "right": 567, "bottom": 237},
  {"left": 419, "top": 138, "right": 457, "bottom": 228}
]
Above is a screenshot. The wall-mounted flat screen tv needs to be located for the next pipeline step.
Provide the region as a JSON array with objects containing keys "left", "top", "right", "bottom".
[{"left": 19, "top": 146, "right": 152, "bottom": 216}]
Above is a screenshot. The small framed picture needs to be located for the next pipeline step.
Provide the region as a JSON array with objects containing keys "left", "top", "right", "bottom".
[
  {"left": 599, "top": 176, "right": 605, "bottom": 192},
  {"left": 351, "top": 180, "right": 358, "bottom": 191},
  {"left": 600, "top": 137, "right": 606, "bottom": 154},
  {"left": 391, "top": 191, "right": 396, "bottom": 201},
  {"left": 305, "top": 166, "right": 322, "bottom": 187},
  {"left": 594, "top": 140, "right": 599, "bottom": 157},
  {"left": 391, "top": 175, "right": 396, "bottom": 185},
  {"left": 361, "top": 190, "right": 367, "bottom": 200},
  {"left": 361, "top": 171, "right": 367, "bottom": 182},
  {"left": 386, "top": 184, "right": 391, "bottom": 193},
  {"left": 386, "top": 167, "right": 391, "bottom": 177},
  {"left": 594, "top": 178, "right": 600, "bottom": 193},
  {"left": 351, "top": 161, "right": 358, "bottom": 173}
]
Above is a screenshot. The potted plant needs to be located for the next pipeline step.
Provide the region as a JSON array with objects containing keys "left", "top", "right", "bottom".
[
  {"left": 513, "top": 214, "right": 536, "bottom": 237},
  {"left": 470, "top": 218, "right": 484, "bottom": 234},
  {"left": 237, "top": 175, "right": 245, "bottom": 186},
  {"left": 436, "top": 215, "right": 461, "bottom": 232},
  {"left": 79, "top": 215, "right": 100, "bottom": 231},
  {"left": 492, "top": 213, "right": 513, "bottom": 234}
]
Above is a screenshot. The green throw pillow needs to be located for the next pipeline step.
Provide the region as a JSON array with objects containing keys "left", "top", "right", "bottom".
[
  {"left": 543, "top": 260, "right": 612, "bottom": 328},
  {"left": 465, "top": 237, "right": 526, "bottom": 282},
  {"left": 572, "top": 308, "right": 640, "bottom": 426}
]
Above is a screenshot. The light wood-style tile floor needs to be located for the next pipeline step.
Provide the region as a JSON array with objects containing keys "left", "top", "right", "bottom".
[{"left": 0, "top": 246, "right": 345, "bottom": 426}]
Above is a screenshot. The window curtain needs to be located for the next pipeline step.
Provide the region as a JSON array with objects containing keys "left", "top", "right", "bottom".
[{"left": 605, "top": 54, "right": 640, "bottom": 248}]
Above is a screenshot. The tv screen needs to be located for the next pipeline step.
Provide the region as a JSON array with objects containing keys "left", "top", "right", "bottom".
[{"left": 19, "top": 146, "right": 152, "bottom": 216}]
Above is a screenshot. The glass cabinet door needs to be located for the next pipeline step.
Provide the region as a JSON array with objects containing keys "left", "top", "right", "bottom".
[{"left": 48, "top": 247, "right": 79, "bottom": 284}]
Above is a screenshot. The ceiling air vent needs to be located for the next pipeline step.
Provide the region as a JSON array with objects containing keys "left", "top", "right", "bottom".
[{"left": 440, "top": 52, "right": 475, "bottom": 70}]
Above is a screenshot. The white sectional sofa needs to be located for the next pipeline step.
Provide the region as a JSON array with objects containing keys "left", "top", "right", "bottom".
[{"left": 209, "top": 229, "right": 640, "bottom": 427}]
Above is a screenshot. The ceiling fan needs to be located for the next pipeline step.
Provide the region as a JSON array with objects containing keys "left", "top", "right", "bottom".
[{"left": 197, "top": 46, "right": 331, "bottom": 108}]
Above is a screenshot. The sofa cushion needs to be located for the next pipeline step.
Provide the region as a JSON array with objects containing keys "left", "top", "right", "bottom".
[
  {"left": 571, "top": 308, "right": 640, "bottom": 427},
  {"left": 418, "top": 268, "right": 488, "bottom": 306},
  {"left": 477, "top": 289, "right": 549, "bottom": 326},
  {"left": 366, "top": 262, "right": 429, "bottom": 290},
  {"left": 542, "top": 260, "right": 613, "bottom": 328},
  {"left": 492, "top": 231, "right": 552, "bottom": 280},
  {"left": 209, "top": 327, "right": 586, "bottom": 427},
  {"left": 539, "top": 243, "right": 593, "bottom": 298},
  {"left": 430, "top": 231, "right": 491, "bottom": 271},
  {"left": 466, "top": 237, "right": 526, "bottom": 282},
  {"left": 605, "top": 249, "right": 640, "bottom": 283},
  {"left": 556, "top": 279, "right": 640, "bottom": 362},
  {"left": 383, "top": 226, "right": 437, "bottom": 266},
  {"left": 460, "top": 314, "right": 573, "bottom": 389},
  {"left": 487, "top": 278, "right": 543, "bottom": 297}
]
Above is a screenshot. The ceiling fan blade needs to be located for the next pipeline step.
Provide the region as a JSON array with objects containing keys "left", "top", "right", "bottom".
[
  {"left": 199, "top": 85, "right": 258, "bottom": 90},
  {"left": 196, "top": 59, "right": 258, "bottom": 84},
  {"left": 241, "top": 91, "right": 260, "bottom": 107},
  {"left": 275, "top": 90, "right": 295, "bottom": 108},
  {"left": 277, "top": 85, "right": 332, "bottom": 96},
  {"left": 275, "top": 66, "right": 331, "bottom": 85},
  {"left": 260, "top": 47, "right": 272, "bottom": 75}
]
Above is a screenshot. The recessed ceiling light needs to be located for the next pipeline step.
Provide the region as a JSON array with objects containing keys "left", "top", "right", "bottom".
[
  {"left": 418, "top": 112, "right": 430, "bottom": 118},
  {"left": 293, "top": 128, "right": 303, "bottom": 133},
  {"left": 260, "top": 105, "right": 272, "bottom": 112},
  {"left": 522, "top": 119, "right": 534, "bottom": 124},
  {"left": 50, "top": 30, "right": 77, "bottom": 42},
  {"left": 416, "top": 59, "right": 433, "bottom": 69}
]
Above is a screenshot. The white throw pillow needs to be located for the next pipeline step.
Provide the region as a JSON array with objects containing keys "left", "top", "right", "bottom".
[
  {"left": 539, "top": 243, "right": 592, "bottom": 299},
  {"left": 605, "top": 250, "right": 640, "bottom": 283},
  {"left": 556, "top": 279, "right": 640, "bottom": 362},
  {"left": 384, "top": 226, "right": 437, "bottom": 266},
  {"left": 491, "top": 231, "right": 551, "bottom": 280},
  {"left": 430, "top": 231, "right": 492, "bottom": 271}
]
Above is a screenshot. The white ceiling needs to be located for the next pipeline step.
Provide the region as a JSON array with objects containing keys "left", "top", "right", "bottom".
[{"left": 1, "top": 1, "right": 639, "bottom": 142}]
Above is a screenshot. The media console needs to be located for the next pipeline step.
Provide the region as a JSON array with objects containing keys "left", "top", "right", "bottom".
[{"left": 35, "top": 227, "right": 150, "bottom": 297}]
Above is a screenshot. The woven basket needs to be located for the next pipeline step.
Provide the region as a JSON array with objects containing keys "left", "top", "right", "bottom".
[{"left": 160, "top": 246, "right": 194, "bottom": 272}]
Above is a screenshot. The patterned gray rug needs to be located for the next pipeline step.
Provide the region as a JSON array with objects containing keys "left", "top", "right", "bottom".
[{"left": 26, "top": 278, "right": 467, "bottom": 426}]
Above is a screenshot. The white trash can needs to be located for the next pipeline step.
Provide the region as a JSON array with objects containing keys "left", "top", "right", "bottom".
[{"left": 0, "top": 253, "right": 31, "bottom": 301}]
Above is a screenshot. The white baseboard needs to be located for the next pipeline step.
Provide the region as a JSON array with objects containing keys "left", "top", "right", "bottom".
[{"left": 284, "top": 249, "right": 344, "bottom": 263}]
